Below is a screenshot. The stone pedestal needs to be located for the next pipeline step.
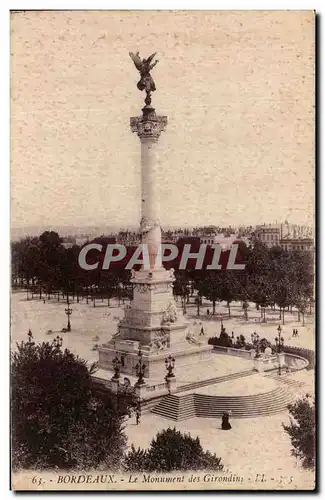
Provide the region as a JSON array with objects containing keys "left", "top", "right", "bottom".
[
  {"left": 165, "top": 376, "right": 177, "bottom": 394},
  {"left": 253, "top": 352, "right": 287, "bottom": 372},
  {"left": 253, "top": 357, "right": 265, "bottom": 372},
  {"left": 111, "top": 379, "right": 119, "bottom": 393},
  {"left": 135, "top": 383, "right": 148, "bottom": 401},
  {"left": 278, "top": 352, "right": 286, "bottom": 368}
]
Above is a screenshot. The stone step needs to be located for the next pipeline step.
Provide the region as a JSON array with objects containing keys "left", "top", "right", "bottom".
[
  {"left": 176, "top": 369, "right": 255, "bottom": 393},
  {"left": 264, "top": 373, "right": 305, "bottom": 388},
  {"left": 151, "top": 387, "right": 295, "bottom": 421}
]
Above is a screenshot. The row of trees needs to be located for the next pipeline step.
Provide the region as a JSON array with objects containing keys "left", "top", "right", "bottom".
[
  {"left": 11, "top": 231, "right": 132, "bottom": 304},
  {"left": 11, "top": 232, "right": 314, "bottom": 325},
  {"left": 174, "top": 241, "right": 314, "bottom": 324}
]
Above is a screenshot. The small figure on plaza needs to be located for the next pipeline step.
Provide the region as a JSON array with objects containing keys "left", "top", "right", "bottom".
[
  {"left": 221, "top": 412, "right": 232, "bottom": 430},
  {"left": 136, "top": 409, "right": 141, "bottom": 425},
  {"left": 200, "top": 326, "right": 204, "bottom": 336}
]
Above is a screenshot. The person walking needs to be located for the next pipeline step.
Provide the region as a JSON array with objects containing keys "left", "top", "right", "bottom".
[
  {"left": 136, "top": 410, "right": 140, "bottom": 425},
  {"left": 221, "top": 412, "right": 232, "bottom": 430},
  {"left": 200, "top": 326, "right": 204, "bottom": 336}
]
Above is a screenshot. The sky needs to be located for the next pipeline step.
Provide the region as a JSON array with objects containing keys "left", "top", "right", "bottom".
[{"left": 11, "top": 10, "right": 315, "bottom": 233}]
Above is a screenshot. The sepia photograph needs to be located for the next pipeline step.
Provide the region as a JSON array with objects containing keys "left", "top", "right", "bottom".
[{"left": 10, "top": 10, "right": 315, "bottom": 491}]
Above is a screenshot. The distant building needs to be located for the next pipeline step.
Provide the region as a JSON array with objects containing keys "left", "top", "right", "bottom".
[
  {"left": 279, "top": 238, "right": 314, "bottom": 253},
  {"left": 255, "top": 222, "right": 314, "bottom": 251},
  {"left": 200, "top": 236, "right": 216, "bottom": 245},
  {"left": 200, "top": 234, "right": 250, "bottom": 250},
  {"left": 116, "top": 233, "right": 141, "bottom": 246},
  {"left": 255, "top": 224, "right": 280, "bottom": 248},
  {"left": 62, "top": 236, "right": 76, "bottom": 249},
  {"left": 76, "top": 236, "right": 88, "bottom": 246}
]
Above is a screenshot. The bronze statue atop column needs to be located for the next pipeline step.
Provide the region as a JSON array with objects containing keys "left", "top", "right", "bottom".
[{"left": 129, "top": 51, "right": 159, "bottom": 106}]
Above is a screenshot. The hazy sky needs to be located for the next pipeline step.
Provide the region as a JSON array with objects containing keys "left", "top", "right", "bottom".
[{"left": 11, "top": 10, "right": 315, "bottom": 231}]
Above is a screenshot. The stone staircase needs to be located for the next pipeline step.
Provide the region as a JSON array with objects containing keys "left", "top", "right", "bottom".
[
  {"left": 151, "top": 386, "right": 296, "bottom": 421},
  {"left": 264, "top": 372, "right": 306, "bottom": 389},
  {"left": 151, "top": 393, "right": 196, "bottom": 421},
  {"left": 176, "top": 368, "right": 255, "bottom": 394}
]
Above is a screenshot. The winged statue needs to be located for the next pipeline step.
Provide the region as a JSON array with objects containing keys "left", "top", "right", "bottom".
[{"left": 129, "top": 51, "right": 159, "bottom": 95}]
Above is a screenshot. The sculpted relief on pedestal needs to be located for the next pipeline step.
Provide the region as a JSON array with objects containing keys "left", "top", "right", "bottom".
[
  {"left": 161, "top": 302, "right": 178, "bottom": 325},
  {"left": 150, "top": 330, "right": 169, "bottom": 352},
  {"left": 133, "top": 283, "right": 157, "bottom": 294}
]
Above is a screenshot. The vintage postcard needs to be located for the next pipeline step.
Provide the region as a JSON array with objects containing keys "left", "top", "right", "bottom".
[{"left": 10, "top": 10, "right": 316, "bottom": 491}]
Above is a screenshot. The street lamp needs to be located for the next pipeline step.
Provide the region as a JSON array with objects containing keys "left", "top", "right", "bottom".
[
  {"left": 112, "top": 353, "right": 121, "bottom": 380},
  {"left": 65, "top": 296, "right": 73, "bottom": 332},
  {"left": 275, "top": 325, "right": 284, "bottom": 353},
  {"left": 251, "top": 332, "right": 260, "bottom": 357},
  {"left": 165, "top": 355, "right": 176, "bottom": 379},
  {"left": 135, "top": 349, "right": 146, "bottom": 386},
  {"left": 275, "top": 325, "right": 284, "bottom": 375}
]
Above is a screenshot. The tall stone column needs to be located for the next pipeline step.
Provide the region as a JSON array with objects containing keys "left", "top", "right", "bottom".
[
  {"left": 97, "top": 53, "right": 214, "bottom": 384},
  {"left": 131, "top": 106, "right": 167, "bottom": 270}
]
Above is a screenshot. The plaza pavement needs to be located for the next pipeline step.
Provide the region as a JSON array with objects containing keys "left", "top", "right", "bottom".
[
  {"left": 11, "top": 292, "right": 314, "bottom": 365},
  {"left": 125, "top": 369, "right": 315, "bottom": 490},
  {"left": 11, "top": 291, "right": 315, "bottom": 489}
]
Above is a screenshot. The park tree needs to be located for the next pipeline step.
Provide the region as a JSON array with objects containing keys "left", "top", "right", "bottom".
[
  {"left": 123, "top": 428, "right": 223, "bottom": 472},
  {"left": 14, "top": 237, "right": 41, "bottom": 286},
  {"left": 173, "top": 271, "right": 191, "bottom": 314},
  {"left": 195, "top": 271, "right": 222, "bottom": 315},
  {"left": 248, "top": 274, "right": 271, "bottom": 321},
  {"left": 11, "top": 333, "right": 128, "bottom": 470},
  {"left": 220, "top": 271, "right": 240, "bottom": 318},
  {"left": 283, "top": 395, "right": 315, "bottom": 470},
  {"left": 246, "top": 240, "right": 269, "bottom": 278},
  {"left": 268, "top": 250, "right": 298, "bottom": 324},
  {"left": 38, "top": 231, "right": 64, "bottom": 294}
]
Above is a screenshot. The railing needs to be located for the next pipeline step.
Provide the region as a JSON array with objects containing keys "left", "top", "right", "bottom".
[
  {"left": 92, "top": 376, "right": 112, "bottom": 390},
  {"left": 283, "top": 352, "right": 309, "bottom": 371},
  {"left": 212, "top": 345, "right": 253, "bottom": 359},
  {"left": 282, "top": 345, "right": 314, "bottom": 369},
  {"left": 146, "top": 382, "right": 169, "bottom": 392}
]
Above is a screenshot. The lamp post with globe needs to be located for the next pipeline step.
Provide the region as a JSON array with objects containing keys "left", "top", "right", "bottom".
[
  {"left": 135, "top": 349, "right": 146, "bottom": 386},
  {"left": 251, "top": 332, "right": 260, "bottom": 358},
  {"left": 275, "top": 325, "right": 284, "bottom": 375},
  {"left": 65, "top": 296, "right": 73, "bottom": 332}
]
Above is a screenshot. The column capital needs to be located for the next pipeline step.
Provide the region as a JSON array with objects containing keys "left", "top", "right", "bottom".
[{"left": 130, "top": 109, "right": 167, "bottom": 141}]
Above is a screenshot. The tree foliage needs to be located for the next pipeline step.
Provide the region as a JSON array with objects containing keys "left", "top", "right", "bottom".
[
  {"left": 123, "top": 427, "right": 223, "bottom": 472},
  {"left": 11, "top": 334, "right": 128, "bottom": 470},
  {"left": 283, "top": 395, "right": 316, "bottom": 469}
]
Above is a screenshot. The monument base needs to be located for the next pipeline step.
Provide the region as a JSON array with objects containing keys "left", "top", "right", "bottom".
[
  {"left": 98, "top": 265, "right": 213, "bottom": 380},
  {"left": 98, "top": 341, "right": 213, "bottom": 379}
]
